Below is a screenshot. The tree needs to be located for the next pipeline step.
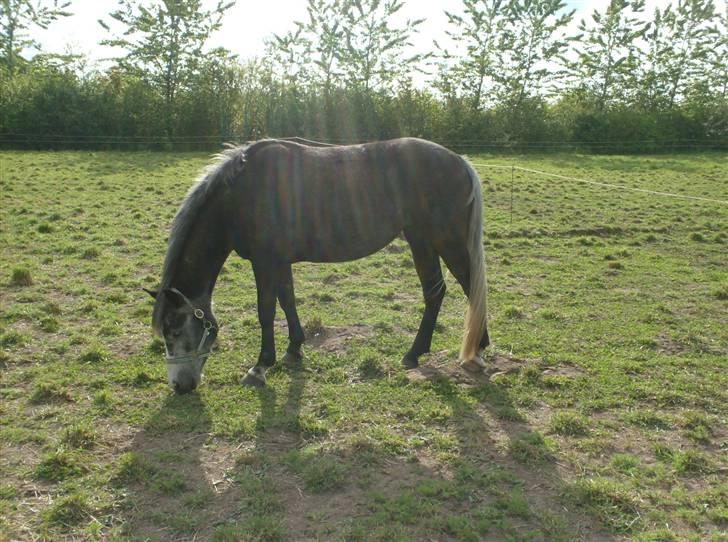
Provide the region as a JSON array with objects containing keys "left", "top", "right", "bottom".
[
  {"left": 568, "top": 0, "right": 649, "bottom": 110},
  {"left": 436, "top": 0, "right": 509, "bottom": 111},
  {"left": 498, "top": 0, "right": 574, "bottom": 110},
  {"left": 269, "top": 0, "right": 425, "bottom": 96},
  {"left": 99, "top": 0, "right": 235, "bottom": 135},
  {"left": 639, "top": 0, "right": 717, "bottom": 109},
  {"left": 268, "top": 0, "right": 344, "bottom": 94},
  {"left": 338, "top": 0, "right": 426, "bottom": 93},
  {"left": 0, "top": 0, "right": 71, "bottom": 72}
]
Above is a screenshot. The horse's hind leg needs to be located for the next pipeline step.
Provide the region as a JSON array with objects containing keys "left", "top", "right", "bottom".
[
  {"left": 277, "top": 264, "right": 305, "bottom": 364},
  {"left": 439, "top": 244, "right": 490, "bottom": 351},
  {"left": 401, "top": 232, "right": 446, "bottom": 369}
]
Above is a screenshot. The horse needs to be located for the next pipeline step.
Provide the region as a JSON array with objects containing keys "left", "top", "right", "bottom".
[{"left": 145, "top": 137, "right": 489, "bottom": 393}]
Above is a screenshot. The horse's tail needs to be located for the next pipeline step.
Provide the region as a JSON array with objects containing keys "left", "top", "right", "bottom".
[{"left": 459, "top": 159, "right": 489, "bottom": 363}]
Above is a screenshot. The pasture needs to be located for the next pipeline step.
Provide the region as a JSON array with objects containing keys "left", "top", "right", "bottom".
[{"left": 0, "top": 150, "right": 726, "bottom": 541}]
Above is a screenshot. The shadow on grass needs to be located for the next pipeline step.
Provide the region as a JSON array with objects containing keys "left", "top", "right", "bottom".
[
  {"left": 114, "top": 357, "right": 615, "bottom": 541},
  {"left": 113, "top": 363, "right": 308, "bottom": 541}
]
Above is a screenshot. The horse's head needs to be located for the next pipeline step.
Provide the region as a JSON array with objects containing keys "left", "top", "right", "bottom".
[{"left": 145, "top": 288, "right": 217, "bottom": 394}]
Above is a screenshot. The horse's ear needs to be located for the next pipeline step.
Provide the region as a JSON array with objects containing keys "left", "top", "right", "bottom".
[
  {"left": 162, "top": 288, "right": 186, "bottom": 308},
  {"left": 143, "top": 287, "right": 158, "bottom": 299}
]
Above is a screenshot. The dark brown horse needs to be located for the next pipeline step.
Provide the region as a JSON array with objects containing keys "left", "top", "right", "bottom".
[{"left": 146, "top": 138, "right": 489, "bottom": 393}]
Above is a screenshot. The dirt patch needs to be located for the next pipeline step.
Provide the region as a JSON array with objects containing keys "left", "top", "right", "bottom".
[
  {"left": 407, "top": 352, "right": 584, "bottom": 386},
  {"left": 655, "top": 332, "right": 688, "bottom": 355},
  {"left": 541, "top": 364, "right": 586, "bottom": 378},
  {"left": 305, "top": 325, "right": 374, "bottom": 355}
]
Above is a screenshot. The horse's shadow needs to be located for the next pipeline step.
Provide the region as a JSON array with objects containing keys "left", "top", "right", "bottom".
[
  {"left": 114, "top": 363, "right": 307, "bottom": 541},
  {"left": 115, "top": 357, "right": 613, "bottom": 541}
]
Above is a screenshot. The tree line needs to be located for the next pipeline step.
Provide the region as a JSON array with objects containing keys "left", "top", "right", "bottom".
[{"left": 1, "top": 0, "right": 726, "bottom": 152}]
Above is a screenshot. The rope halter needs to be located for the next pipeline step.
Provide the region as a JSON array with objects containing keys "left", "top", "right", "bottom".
[{"left": 164, "top": 288, "right": 216, "bottom": 368}]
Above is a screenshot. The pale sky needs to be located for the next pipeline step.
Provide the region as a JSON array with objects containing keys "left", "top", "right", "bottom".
[{"left": 29, "top": 0, "right": 672, "bottom": 71}]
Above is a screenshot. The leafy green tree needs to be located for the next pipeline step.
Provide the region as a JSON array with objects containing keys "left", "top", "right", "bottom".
[
  {"left": 498, "top": 0, "right": 574, "bottom": 109},
  {"left": 268, "top": 0, "right": 344, "bottom": 94},
  {"left": 0, "top": 0, "right": 71, "bottom": 72},
  {"left": 99, "top": 0, "right": 234, "bottom": 135},
  {"left": 338, "top": 0, "right": 426, "bottom": 93},
  {"left": 436, "top": 0, "right": 509, "bottom": 111},
  {"left": 270, "top": 0, "right": 425, "bottom": 96},
  {"left": 568, "top": 0, "right": 649, "bottom": 110},
  {"left": 640, "top": 0, "right": 717, "bottom": 109}
]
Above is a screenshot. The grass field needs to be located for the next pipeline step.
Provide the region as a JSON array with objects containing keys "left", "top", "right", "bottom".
[{"left": 0, "top": 149, "right": 726, "bottom": 541}]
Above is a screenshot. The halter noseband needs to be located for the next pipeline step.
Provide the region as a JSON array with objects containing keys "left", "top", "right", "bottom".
[{"left": 165, "top": 288, "right": 216, "bottom": 367}]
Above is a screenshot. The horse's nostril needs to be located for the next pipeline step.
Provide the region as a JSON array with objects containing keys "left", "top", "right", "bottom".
[{"left": 171, "top": 374, "right": 196, "bottom": 394}]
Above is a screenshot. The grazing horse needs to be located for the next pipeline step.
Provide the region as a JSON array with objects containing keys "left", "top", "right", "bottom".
[{"left": 146, "top": 137, "right": 489, "bottom": 393}]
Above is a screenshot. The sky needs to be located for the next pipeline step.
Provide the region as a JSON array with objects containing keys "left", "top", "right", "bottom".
[{"left": 28, "top": 0, "right": 672, "bottom": 70}]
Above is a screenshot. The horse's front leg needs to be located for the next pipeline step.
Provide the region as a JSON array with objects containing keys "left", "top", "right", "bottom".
[
  {"left": 278, "top": 264, "right": 305, "bottom": 364},
  {"left": 242, "top": 259, "right": 279, "bottom": 387}
]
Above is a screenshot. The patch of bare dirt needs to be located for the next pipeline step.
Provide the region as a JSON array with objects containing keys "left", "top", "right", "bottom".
[
  {"left": 305, "top": 324, "right": 374, "bottom": 355},
  {"left": 655, "top": 332, "right": 688, "bottom": 355},
  {"left": 407, "top": 352, "right": 584, "bottom": 386}
]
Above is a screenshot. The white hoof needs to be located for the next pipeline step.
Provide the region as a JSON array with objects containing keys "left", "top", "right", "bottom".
[
  {"left": 460, "top": 356, "right": 487, "bottom": 373},
  {"left": 281, "top": 351, "right": 302, "bottom": 365}
]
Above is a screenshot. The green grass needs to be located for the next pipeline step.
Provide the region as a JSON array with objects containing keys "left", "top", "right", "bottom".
[{"left": 0, "top": 150, "right": 726, "bottom": 540}]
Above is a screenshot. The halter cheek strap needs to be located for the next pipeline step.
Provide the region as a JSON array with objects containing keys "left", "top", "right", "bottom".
[{"left": 165, "top": 288, "right": 216, "bottom": 367}]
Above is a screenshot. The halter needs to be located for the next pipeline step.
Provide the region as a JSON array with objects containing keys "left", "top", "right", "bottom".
[{"left": 164, "top": 288, "right": 216, "bottom": 367}]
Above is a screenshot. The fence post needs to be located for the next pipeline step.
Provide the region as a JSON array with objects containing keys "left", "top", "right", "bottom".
[{"left": 510, "top": 166, "right": 514, "bottom": 225}]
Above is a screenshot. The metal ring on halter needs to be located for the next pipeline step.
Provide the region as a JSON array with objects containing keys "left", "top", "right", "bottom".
[{"left": 165, "top": 298, "right": 216, "bottom": 367}]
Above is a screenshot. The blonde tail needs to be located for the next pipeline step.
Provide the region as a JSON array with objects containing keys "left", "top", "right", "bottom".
[{"left": 459, "top": 159, "right": 488, "bottom": 362}]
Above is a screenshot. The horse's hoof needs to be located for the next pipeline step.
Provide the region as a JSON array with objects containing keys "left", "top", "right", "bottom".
[
  {"left": 401, "top": 354, "right": 419, "bottom": 369},
  {"left": 241, "top": 368, "right": 266, "bottom": 387},
  {"left": 281, "top": 351, "right": 302, "bottom": 366},
  {"left": 460, "top": 356, "right": 486, "bottom": 373}
]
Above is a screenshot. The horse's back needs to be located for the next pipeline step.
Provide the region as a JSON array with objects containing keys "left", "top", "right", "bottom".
[{"left": 240, "top": 138, "right": 473, "bottom": 262}]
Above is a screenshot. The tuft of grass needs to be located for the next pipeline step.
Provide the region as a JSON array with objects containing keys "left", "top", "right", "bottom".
[
  {"left": 35, "top": 449, "right": 85, "bottom": 481},
  {"left": 38, "top": 316, "right": 59, "bottom": 333},
  {"left": 712, "top": 284, "right": 728, "bottom": 300},
  {"left": 80, "top": 248, "right": 100, "bottom": 260},
  {"left": 509, "top": 432, "right": 551, "bottom": 463},
  {"left": 114, "top": 452, "right": 157, "bottom": 484},
  {"left": 622, "top": 409, "right": 671, "bottom": 430},
  {"left": 563, "top": 478, "right": 640, "bottom": 532},
  {"left": 0, "top": 484, "right": 18, "bottom": 500},
  {"left": 79, "top": 345, "right": 108, "bottom": 363},
  {"left": 151, "top": 471, "right": 187, "bottom": 494},
  {"left": 0, "top": 330, "right": 25, "bottom": 347},
  {"left": 10, "top": 267, "right": 33, "bottom": 286},
  {"left": 37, "top": 223, "right": 53, "bottom": 233},
  {"left": 494, "top": 488, "right": 531, "bottom": 519},
  {"left": 305, "top": 315, "right": 325, "bottom": 336},
  {"left": 92, "top": 389, "right": 111, "bottom": 408},
  {"left": 358, "top": 356, "right": 384, "bottom": 379},
  {"left": 679, "top": 411, "right": 713, "bottom": 443},
  {"left": 503, "top": 305, "right": 525, "bottom": 319},
  {"left": 62, "top": 422, "right": 96, "bottom": 449},
  {"left": 610, "top": 453, "right": 641, "bottom": 473},
  {"left": 672, "top": 449, "right": 713, "bottom": 474},
  {"left": 284, "top": 449, "right": 348, "bottom": 493},
  {"left": 549, "top": 411, "right": 590, "bottom": 436},
  {"left": 30, "top": 382, "right": 73, "bottom": 404},
  {"left": 41, "top": 492, "right": 92, "bottom": 527}
]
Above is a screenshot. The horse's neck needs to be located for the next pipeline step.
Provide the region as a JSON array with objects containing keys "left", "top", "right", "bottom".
[{"left": 170, "top": 208, "right": 231, "bottom": 301}]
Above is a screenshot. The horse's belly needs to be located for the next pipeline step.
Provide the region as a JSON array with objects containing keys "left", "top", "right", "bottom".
[{"left": 293, "top": 217, "right": 402, "bottom": 262}]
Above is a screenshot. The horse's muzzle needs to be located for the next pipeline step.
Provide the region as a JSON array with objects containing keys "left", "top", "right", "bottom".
[{"left": 172, "top": 372, "right": 198, "bottom": 394}]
